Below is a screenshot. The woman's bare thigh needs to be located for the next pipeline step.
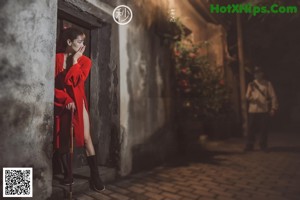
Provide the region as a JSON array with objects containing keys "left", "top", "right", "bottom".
[{"left": 83, "top": 100, "right": 91, "bottom": 140}]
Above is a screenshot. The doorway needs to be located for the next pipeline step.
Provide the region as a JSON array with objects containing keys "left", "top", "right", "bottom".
[
  {"left": 50, "top": 1, "right": 120, "bottom": 198},
  {"left": 55, "top": 10, "right": 93, "bottom": 170},
  {"left": 52, "top": 2, "right": 118, "bottom": 188}
]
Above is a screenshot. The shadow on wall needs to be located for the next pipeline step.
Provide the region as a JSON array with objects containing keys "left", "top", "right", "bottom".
[{"left": 131, "top": 124, "right": 177, "bottom": 173}]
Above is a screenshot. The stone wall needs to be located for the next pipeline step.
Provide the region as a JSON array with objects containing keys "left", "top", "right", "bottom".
[{"left": 0, "top": 0, "right": 57, "bottom": 199}]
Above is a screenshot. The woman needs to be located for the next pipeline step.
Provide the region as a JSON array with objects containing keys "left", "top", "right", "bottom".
[{"left": 54, "top": 27, "right": 105, "bottom": 192}]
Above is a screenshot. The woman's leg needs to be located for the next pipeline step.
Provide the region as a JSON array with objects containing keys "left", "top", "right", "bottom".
[
  {"left": 82, "top": 101, "right": 105, "bottom": 191},
  {"left": 83, "top": 101, "right": 95, "bottom": 156}
]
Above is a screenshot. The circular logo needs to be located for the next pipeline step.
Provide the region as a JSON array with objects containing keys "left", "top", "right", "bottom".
[{"left": 113, "top": 5, "right": 133, "bottom": 25}]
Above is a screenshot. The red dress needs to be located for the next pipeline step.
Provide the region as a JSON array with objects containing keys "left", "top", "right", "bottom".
[{"left": 54, "top": 53, "right": 91, "bottom": 151}]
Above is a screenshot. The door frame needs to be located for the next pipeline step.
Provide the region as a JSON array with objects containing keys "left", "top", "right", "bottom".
[{"left": 57, "top": 0, "right": 119, "bottom": 167}]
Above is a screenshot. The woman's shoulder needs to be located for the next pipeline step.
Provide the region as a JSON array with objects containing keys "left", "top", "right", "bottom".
[{"left": 55, "top": 53, "right": 64, "bottom": 61}]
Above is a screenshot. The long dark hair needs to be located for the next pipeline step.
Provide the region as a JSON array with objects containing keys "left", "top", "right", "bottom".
[{"left": 56, "top": 27, "right": 85, "bottom": 53}]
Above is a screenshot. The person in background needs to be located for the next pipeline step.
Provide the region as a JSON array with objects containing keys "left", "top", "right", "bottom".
[{"left": 244, "top": 67, "right": 279, "bottom": 152}]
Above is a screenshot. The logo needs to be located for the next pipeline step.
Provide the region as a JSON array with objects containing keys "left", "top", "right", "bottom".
[{"left": 113, "top": 5, "right": 133, "bottom": 25}]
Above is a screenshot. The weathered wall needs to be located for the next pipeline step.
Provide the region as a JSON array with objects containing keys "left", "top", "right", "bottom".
[
  {"left": 170, "top": 0, "right": 208, "bottom": 41},
  {"left": 171, "top": 0, "right": 226, "bottom": 70},
  {"left": 119, "top": 0, "right": 177, "bottom": 176},
  {"left": 0, "top": 0, "right": 57, "bottom": 199}
]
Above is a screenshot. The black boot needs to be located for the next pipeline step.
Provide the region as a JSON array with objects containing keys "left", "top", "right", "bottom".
[
  {"left": 87, "top": 155, "right": 105, "bottom": 192},
  {"left": 60, "top": 153, "right": 74, "bottom": 185}
]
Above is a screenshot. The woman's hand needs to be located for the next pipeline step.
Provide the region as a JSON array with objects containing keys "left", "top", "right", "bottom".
[
  {"left": 66, "top": 102, "right": 76, "bottom": 111},
  {"left": 73, "top": 45, "right": 86, "bottom": 64}
]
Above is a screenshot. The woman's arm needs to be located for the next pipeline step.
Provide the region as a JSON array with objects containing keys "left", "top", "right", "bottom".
[
  {"left": 54, "top": 88, "right": 74, "bottom": 108},
  {"left": 64, "top": 57, "right": 91, "bottom": 87}
]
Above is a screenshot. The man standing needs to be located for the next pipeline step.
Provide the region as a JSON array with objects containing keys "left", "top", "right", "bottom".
[{"left": 244, "top": 67, "right": 279, "bottom": 152}]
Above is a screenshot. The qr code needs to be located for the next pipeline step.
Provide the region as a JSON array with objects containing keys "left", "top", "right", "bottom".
[{"left": 3, "top": 167, "right": 33, "bottom": 197}]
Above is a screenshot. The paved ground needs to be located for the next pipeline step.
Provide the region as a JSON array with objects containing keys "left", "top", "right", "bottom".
[{"left": 74, "top": 132, "right": 300, "bottom": 200}]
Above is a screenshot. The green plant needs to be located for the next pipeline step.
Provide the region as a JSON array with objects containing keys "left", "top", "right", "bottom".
[{"left": 173, "top": 21, "right": 230, "bottom": 120}]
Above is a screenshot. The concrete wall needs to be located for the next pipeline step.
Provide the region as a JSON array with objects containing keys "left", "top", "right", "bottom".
[
  {"left": 0, "top": 0, "right": 57, "bottom": 199},
  {"left": 119, "top": 0, "right": 177, "bottom": 176}
]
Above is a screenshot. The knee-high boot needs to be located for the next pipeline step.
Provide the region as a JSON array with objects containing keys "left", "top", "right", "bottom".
[
  {"left": 60, "top": 153, "right": 74, "bottom": 185},
  {"left": 87, "top": 155, "right": 105, "bottom": 192}
]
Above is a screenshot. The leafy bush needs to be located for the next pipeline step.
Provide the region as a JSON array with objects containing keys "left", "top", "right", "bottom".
[{"left": 173, "top": 25, "right": 230, "bottom": 120}]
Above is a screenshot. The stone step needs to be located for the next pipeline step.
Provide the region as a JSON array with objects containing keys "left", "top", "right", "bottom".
[{"left": 49, "top": 166, "right": 116, "bottom": 200}]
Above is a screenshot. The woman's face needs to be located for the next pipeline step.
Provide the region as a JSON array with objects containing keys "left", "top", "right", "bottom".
[{"left": 66, "top": 34, "right": 85, "bottom": 53}]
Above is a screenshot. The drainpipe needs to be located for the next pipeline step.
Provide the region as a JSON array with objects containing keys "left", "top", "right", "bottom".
[{"left": 236, "top": 14, "right": 248, "bottom": 136}]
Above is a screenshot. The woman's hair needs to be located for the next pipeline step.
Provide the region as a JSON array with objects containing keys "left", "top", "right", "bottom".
[{"left": 56, "top": 27, "right": 85, "bottom": 53}]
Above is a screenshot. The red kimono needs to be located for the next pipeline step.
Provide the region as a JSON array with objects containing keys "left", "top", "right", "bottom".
[{"left": 54, "top": 53, "right": 91, "bottom": 151}]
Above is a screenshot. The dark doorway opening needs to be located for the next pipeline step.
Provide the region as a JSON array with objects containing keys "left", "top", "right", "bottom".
[
  {"left": 51, "top": 3, "right": 117, "bottom": 198},
  {"left": 56, "top": 13, "right": 92, "bottom": 170},
  {"left": 57, "top": 11, "right": 92, "bottom": 108}
]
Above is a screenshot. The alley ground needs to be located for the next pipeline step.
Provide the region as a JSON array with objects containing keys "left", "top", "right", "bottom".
[{"left": 74, "top": 131, "right": 300, "bottom": 200}]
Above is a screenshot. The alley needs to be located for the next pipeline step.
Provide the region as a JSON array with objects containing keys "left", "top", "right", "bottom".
[{"left": 74, "top": 131, "right": 300, "bottom": 200}]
